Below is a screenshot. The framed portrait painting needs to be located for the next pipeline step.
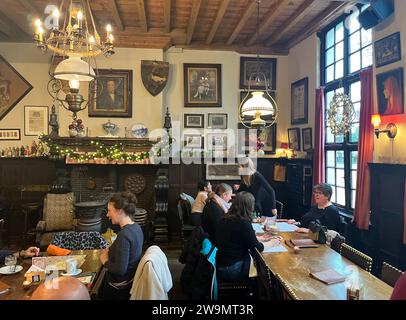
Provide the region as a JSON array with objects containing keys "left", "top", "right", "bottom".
[
  {"left": 24, "top": 106, "right": 48, "bottom": 136},
  {"left": 0, "top": 55, "right": 33, "bottom": 121},
  {"left": 208, "top": 113, "right": 227, "bottom": 129},
  {"left": 89, "top": 69, "right": 132, "bottom": 117},
  {"left": 237, "top": 122, "right": 257, "bottom": 155},
  {"left": 375, "top": 32, "right": 401, "bottom": 68},
  {"left": 0, "top": 128, "right": 20, "bottom": 141},
  {"left": 376, "top": 68, "right": 404, "bottom": 115},
  {"left": 302, "top": 128, "right": 312, "bottom": 151},
  {"left": 288, "top": 128, "right": 301, "bottom": 151},
  {"left": 258, "top": 124, "right": 277, "bottom": 154},
  {"left": 291, "top": 77, "right": 308, "bottom": 124},
  {"left": 184, "top": 114, "right": 204, "bottom": 128},
  {"left": 184, "top": 63, "right": 222, "bottom": 107},
  {"left": 240, "top": 57, "right": 276, "bottom": 90}
]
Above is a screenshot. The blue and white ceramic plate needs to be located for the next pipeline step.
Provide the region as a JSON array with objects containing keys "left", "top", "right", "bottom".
[{"left": 131, "top": 123, "right": 148, "bottom": 138}]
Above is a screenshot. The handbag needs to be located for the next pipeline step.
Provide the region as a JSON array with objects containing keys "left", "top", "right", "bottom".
[{"left": 309, "top": 219, "right": 327, "bottom": 244}]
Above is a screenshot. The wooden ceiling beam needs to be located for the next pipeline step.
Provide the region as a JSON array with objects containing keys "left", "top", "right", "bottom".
[
  {"left": 0, "top": 10, "right": 30, "bottom": 40},
  {"left": 177, "top": 42, "right": 289, "bottom": 55},
  {"left": 186, "top": 0, "right": 202, "bottom": 45},
  {"left": 226, "top": 1, "right": 257, "bottom": 46},
  {"left": 246, "top": 0, "right": 285, "bottom": 46},
  {"left": 286, "top": 2, "right": 348, "bottom": 49},
  {"left": 110, "top": 0, "right": 125, "bottom": 32},
  {"left": 206, "top": 0, "right": 231, "bottom": 45},
  {"left": 136, "top": 0, "right": 148, "bottom": 33},
  {"left": 164, "top": 0, "right": 171, "bottom": 33},
  {"left": 267, "top": 0, "right": 318, "bottom": 46}
]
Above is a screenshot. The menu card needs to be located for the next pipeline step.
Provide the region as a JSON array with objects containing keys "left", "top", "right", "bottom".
[{"left": 310, "top": 269, "right": 347, "bottom": 285}]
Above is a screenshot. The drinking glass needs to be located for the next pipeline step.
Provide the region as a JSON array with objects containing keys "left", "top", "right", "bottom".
[{"left": 5, "top": 254, "right": 17, "bottom": 272}]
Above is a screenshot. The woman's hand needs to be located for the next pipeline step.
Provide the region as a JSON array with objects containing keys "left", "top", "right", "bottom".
[
  {"left": 21, "top": 247, "right": 40, "bottom": 258},
  {"left": 287, "top": 219, "right": 296, "bottom": 224},
  {"left": 99, "top": 248, "right": 109, "bottom": 265},
  {"left": 295, "top": 227, "right": 310, "bottom": 233},
  {"left": 233, "top": 184, "right": 240, "bottom": 191}
]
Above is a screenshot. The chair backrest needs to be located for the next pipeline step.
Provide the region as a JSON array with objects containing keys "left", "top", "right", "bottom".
[
  {"left": 275, "top": 200, "right": 284, "bottom": 219},
  {"left": 177, "top": 198, "right": 191, "bottom": 226},
  {"left": 330, "top": 234, "right": 346, "bottom": 253},
  {"left": 252, "top": 248, "right": 273, "bottom": 299},
  {"left": 381, "top": 262, "right": 404, "bottom": 287},
  {"left": 340, "top": 243, "right": 373, "bottom": 273},
  {"left": 42, "top": 192, "right": 75, "bottom": 232}
]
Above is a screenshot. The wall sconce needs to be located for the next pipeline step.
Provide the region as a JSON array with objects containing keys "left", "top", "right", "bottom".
[{"left": 371, "top": 114, "right": 397, "bottom": 139}]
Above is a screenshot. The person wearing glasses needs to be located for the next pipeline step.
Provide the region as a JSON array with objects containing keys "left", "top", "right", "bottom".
[{"left": 287, "top": 183, "right": 341, "bottom": 233}]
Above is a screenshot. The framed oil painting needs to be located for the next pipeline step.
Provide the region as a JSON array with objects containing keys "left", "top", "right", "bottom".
[
  {"left": 291, "top": 77, "right": 308, "bottom": 125},
  {"left": 89, "top": 69, "right": 132, "bottom": 117},
  {"left": 0, "top": 55, "right": 33, "bottom": 121},
  {"left": 184, "top": 114, "right": 204, "bottom": 128},
  {"left": 237, "top": 123, "right": 257, "bottom": 155},
  {"left": 375, "top": 32, "right": 401, "bottom": 68},
  {"left": 240, "top": 57, "right": 276, "bottom": 90},
  {"left": 24, "top": 106, "right": 48, "bottom": 136},
  {"left": 288, "top": 128, "right": 301, "bottom": 151},
  {"left": 208, "top": 113, "right": 227, "bottom": 129},
  {"left": 376, "top": 68, "right": 404, "bottom": 115},
  {"left": 206, "top": 163, "right": 240, "bottom": 180},
  {"left": 258, "top": 124, "right": 277, "bottom": 154},
  {"left": 302, "top": 127, "right": 313, "bottom": 151},
  {"left": 184, "top": 63, "right": 222, "bottom": 107},
  {"left": 0, "top": 128, "right": 20, "bottom": 140}
]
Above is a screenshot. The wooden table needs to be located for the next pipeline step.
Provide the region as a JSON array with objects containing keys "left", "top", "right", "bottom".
[
  {"left": 0, "top": 249, "right": 103, "bottom": 300},
  {"left": 260, "top": 231, "right": 393, "bottom": 300}
]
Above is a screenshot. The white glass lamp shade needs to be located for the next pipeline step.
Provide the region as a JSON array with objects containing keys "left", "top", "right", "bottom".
[
  {"left": 53, "top": 56, "right": 95, "bottom": 82},
  {"left": 241, "top": 91, "right": 275, "bottom": 116}
]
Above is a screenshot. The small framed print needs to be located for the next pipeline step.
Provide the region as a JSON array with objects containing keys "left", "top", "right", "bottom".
[
  {"left": 288, "top": 128, "right": 301, "bottom": 151},
  {"left": 208, "top": 113, "right": 227, "bottom": 129},
  {"left": 302, "top": 127, "right": 313, "bottom": 151},
  {"left": 207, "top": 133, "right": 228, "bottom": 151},
  {"left": 291, "top": 77, "right": 308, "bottom": 125},
  {"left": 206, "top": 163, "right": 240, "bottom": 180},
  {"left": 0, "top": 128, "right": 20, "bottom": 140},
  {"left": 184, "top": 114, "right": 204, "bottom": 128},
  {"left": 184, "top": 134, "right": 203, "bottom": 148},
  {"left": 24, "top": 106, "right": 49, "bottom": 136},
  {"left": 375, "top": 32, "right": 401, "bottom": 68}
]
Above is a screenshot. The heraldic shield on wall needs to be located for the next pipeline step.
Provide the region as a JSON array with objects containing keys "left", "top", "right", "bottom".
[{"left": 141, "top": 60, "right": 169, "bottom": 96}]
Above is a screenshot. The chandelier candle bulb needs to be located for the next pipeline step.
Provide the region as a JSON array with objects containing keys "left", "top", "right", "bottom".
[
  {"left": 77, "top": 11, "right": 83, "bottom": 29},
  {"left": 53, "top": 9, "right": 59, "bottom": 29}
]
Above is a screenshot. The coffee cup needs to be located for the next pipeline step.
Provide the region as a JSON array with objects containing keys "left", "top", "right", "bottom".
[{"left": 65, "top": 258, "right": 78, "bottom": 274}]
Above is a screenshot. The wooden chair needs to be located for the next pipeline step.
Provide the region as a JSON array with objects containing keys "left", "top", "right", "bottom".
[
  {"left": 177, "top": 198, "right": 195, "bottom": 243},
  {"left": 330, "top": 234, "right": 346, "bottom": 253},
  {"left": 275, "top": 273, "right": 299, "bottom": 300},
  {"left": 275, "top": 200, "right": 284, "bottom": 219},
  {"left": 252, "top": 248, "right": 273, "bottom": 299},
  {"left": 340, "top": 243, "right": 373, "bottom": 273},
  {"left": 381, "top": 262, "right": 403, "bottom": 287},
  {"left": 217, "top": 281, "right": 256, "bottom": 300}
]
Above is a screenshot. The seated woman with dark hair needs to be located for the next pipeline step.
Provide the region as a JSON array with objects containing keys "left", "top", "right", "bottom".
[
  {"left": 288, "top": 183, "right": 341, "bottom": 233},
  {"left": 214, "top": 191, "right": 264, "bottom": 282},
  {"left": 99, "top": 191, "right": 143, "bottom": 300},
  {"left": 190, "top": 179, "right": 212, "bottom": 226},
  {"left": 201, "top": 183, "right": 232, "bottom": 240}
]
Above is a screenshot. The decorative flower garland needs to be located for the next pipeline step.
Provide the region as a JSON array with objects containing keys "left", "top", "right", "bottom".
[
  {"left": 39, "top": 135, "right": 152, "bottom": 162},
  {"left": 327, "top": 92, "right": 355, "bottom": 135}
]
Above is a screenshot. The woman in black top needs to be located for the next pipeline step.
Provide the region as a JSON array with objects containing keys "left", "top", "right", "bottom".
[
  {"left": 201, "top": 183, "right": 232, "bottom": 240},
  {"left": 288, "top": 183, "right": 341, "bottom": 233},
  {"left": 215, "top": 191, "right": 264, "bottom": 282},
  {"left": 100, "top": 192, "right": 143, "bottom": 300},
  {"left": 234, "top": 157, "right": 277, "bottom": 217}
]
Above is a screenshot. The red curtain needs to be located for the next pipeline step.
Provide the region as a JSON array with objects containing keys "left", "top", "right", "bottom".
[
  {"left": 313, "top": 87, "right": 325, "bottom": 189},
  {"left": 403, "top": 179, "right": 406, "bottom": 245},
  {"left": 354, "top": 67, "right": 374, "bottom": 230}
]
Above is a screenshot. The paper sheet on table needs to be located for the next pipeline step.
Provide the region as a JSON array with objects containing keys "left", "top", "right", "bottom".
[
  {"left": 252, "top": 223, "right": 264, "bottom": 233},
  {"left": 276, "top": 222, "right": 298, "bottom": 232},
  {"left": 262, "top": 242, "right": 288, "bottom": 253}
]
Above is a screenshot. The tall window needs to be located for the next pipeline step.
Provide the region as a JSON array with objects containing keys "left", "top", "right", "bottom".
[{"left": 320, "top": 10, "right": 372, "bottom": 211}]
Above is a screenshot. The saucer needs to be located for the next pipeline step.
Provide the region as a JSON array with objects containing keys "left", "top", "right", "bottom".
[
  {"left": 0, "top": 265, "right": 23, "bottom": 275},
  {"left": 61, "top": 269, "right": 82, "bottom": 276}
]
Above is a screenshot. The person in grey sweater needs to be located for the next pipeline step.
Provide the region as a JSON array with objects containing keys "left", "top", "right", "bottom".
[{"left": 100, "top": 192, "right": 143, "bottom": 300}]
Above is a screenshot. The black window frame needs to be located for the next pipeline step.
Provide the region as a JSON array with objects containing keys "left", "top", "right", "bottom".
[{"left": 318, "top": 9, "right": 372, "bottom": 213}]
